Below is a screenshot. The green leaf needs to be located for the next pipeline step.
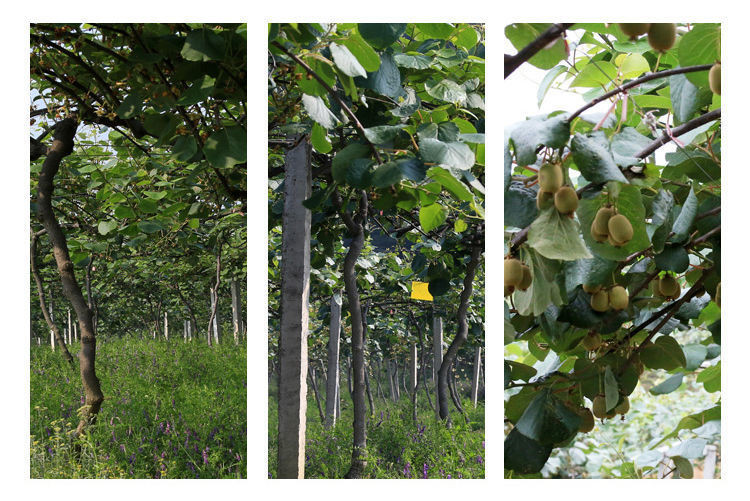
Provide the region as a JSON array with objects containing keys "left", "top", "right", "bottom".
[
  {"left": 114, "top": 206, "right": 136, "bottom": 219},
  {"left": 610, "top": 127, "right": 651, "bottom": 167},
  {"left": 569, "top": 61, "right": 618, "bottom": 88},
  {"left": 393, "top": 52, "right": 433, "bottom": 70},
  {"left": 425, "top": 79, "right": 466, "bottom": 104},
  {"left": 504, "top": 428, "right": 553, "bottom": 474},
  {"left": 604, "top": 366, "right": 619, "bottom": 411},
  {"left": 98, "top": 220, "right": 117, "bottom": 235},
  {"left": 650, "top": 373, "right": 684, "bottom": 395},
  {"left": 640, "top": 335, "right": 687, "bottom": 371},
  {"left": 514, "top": 247, "right": 565, "bottom": 317},
  {"left": 329, "top": 42, "right": 367, "bottom": 78},
  {"left": 345, "top": 158, "right": 375, "bottom": 189},
  {"left": 504, "top": 182, "right": 538, "bottom": 229},
  {"left": 654, "top": 245, "right": 689, "bottom": 273},
  {"left": 371, "top": 161, "right": 403, "bottom": 188},
  {"left": 203, "top": 126, "right": 246, "bottom": 168},
  {"left": 419, "top": 203, "right": 447, "bottom": 233},
  {"left": 509, "top": 114, "right": 570, "bottom": 166},
  {"left": 138, "top": 220, "right": 164, "bottom": 234},
  {"left": 454, "top": 218, "right": 468, "bottom": 233},
  {"left": 696, "top": 362, "right": 720, "bottom": 393},
  {"left": 341, "top": 34, "right": 380, "bottom": 72},
  {"left": 332, "top": 143, "right": 370, "bottom": 183},
  {"left": 310, "top": 123, "right": 332, "bottom": 154},
  {"left": 426, "top": 167, "right": 472, "bottom": 202},
  {"left": 514, "top": 389, "right": 581, "bottom": 446},
  {"left": 670, "top": 73, "right": 711, "bottom": 124},
  {"left": 419, "top": 138, "right": 474, "bottom": 170},
  {"left": 116, "top": 93, "right": 143, "bottom": 119},
  {"left": 678, "top": 24, "right": 721, "bottom": 88},
  {"left": 355, "top": 52, "right": 402, "bottom": 98},
  {"left": 181, "top": 28, "right": 226, "bottom": 61},
  {"left": 363, "top": 125, "right": 404, "bottom": 145},
  {"left": 527, "top": 207, "right": 592, "bottom": 261},
  {"left": 357, "top": 23, "right": 406, "bottom": 50},
  {"left": 176, "top": 75, "right": 216, "bottom": 106},
  {"left": 668, "top": 439, "right": 708, "bottom": 460},
  {"left": 455, "top": 25, "right": 479, "bottom": 50},
  {"left": 652, "top": 405, "right": 721, "bottom": 448},
  {"left": 571, "top": 132, "right": 629, "bottom": 183},
  {"left": 428, "top": 277, "right": 450, "bottom": 297},
  {"left": 683, "top": 344, "right": 708, "bottom": 371},
  {"left": 172, "top": 136, "right": 198, "bottom": 162},
  {"left": 416, "top": 23, "right": 455, "bottom": 39},
  {"left": 672, "top": 456, "right": 694, "bottom": 478},
  {"left": 537, "top": 65, "right": 567, "bottom": 107},
  {"left": 301, "top": 94, "right": 338, "bottom": 130},
  {"left": 670, "top": 186, "right": 698, "bottom": 243},
  {"left": 505, "top": 23, "right": 567, "bottom": 70},
  {"left": 144, "top": 190, "right": 167, "bottom": 200},
  {"left": 617, "top": 53, "right": 649, "bottom": 79}
]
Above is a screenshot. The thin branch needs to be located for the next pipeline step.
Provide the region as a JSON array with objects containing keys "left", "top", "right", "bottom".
[
  {"left": 635, "top": 108, "right": 721, "bottom": 159},
  {"left": 504, "top": 24, "right": 575, "bottom": 79}
]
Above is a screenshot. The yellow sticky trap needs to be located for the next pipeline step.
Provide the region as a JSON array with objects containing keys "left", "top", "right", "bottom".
[{"left": 410, "top": 281, "right": 433, "bottom": 301}]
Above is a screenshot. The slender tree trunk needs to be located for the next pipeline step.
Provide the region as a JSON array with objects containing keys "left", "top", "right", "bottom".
[
  {"left": 308, "top": 366, "right": 325, "bottom": 425},
  {"left": 448, "top": 361, "right": 468, "bottom": 423},
  {"left": 410, "top": 342, "right": 418, "bottom": 424},
  {"left": 207, "top": 246, "right": 222, "bottom": 345},
  {"left": 85, "top": 256, "right": 97, "bottom": 336},
  {"left": 171, "top": 283, "right": 199, "bottom": 341},
  {"left": 471, "top": 346, "right": 482, "bottom": 408},
  {"left": 386, "top": 358, "right": 395, "bottom": 402},
  {"left": 164, "top": 311, "right": 169, "bottom": 341},
  {"left": 432, "top": 315, "right": 443, "bottom": 420},
  {"left": 231, "top": 279, "right": 240, "bottom": 345},
  {"left": 438, "top": 246, "right": 482, "bottom": 427},
  {"left": 364, "top": 364, "right": 374, "bottom": 417},
  {"left": 375, "top": 358, "right": 385, "bottom": 402},
  {"left": 325, "top": 292, "right": 341, "bottom": 428},
  {"left": 276, "top": 135, "right": 311, "bottom": 479},
  {"left": 35, "top": 118, "right": 103, "bottom": 436},
  {"left": 361, "top": 301, "right": 374, "bottom": 417}
]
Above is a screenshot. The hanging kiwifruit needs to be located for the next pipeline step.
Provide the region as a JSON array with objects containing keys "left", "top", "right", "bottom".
[
  {"left": 592, "top": 395, "right": 608, "bottom": 419},
  {"left": 619, "top": 23, "right": 651, "bottom": 39},
  {"left": 615, "top": 396, "right": 630, "bottom": 415},
  {"left": 591, "top": 290, "right": 610, "bottom": 312},
  {"left": 577, "top": 406, "right": 595, "bottom": 433},
  {"left": 504, "top": 258, "right": 524, "bottom": 288},
  {"left": 518, "top": 265, "right": 533, "bottom": 291},
  {"left": 607, "top": 233, "right": 627, "bottom": 248},
  {"left": 609, "top": 286, "right": 629, "bottom": 311},
  {"left": 647, "top": 23, "right": 676, "bottom": 52},
  {"left": 538, "top": 163, "right": 563, "bottom": 193},
  {"left": 582, "top": 283, "right": 602, "bottom": 294},
  {"left": 608, "top": 214, "right": 634, "bottom": 244},
  {"left": 581, "top": 331, "right": 602, "bottom": 351},
  {"left": 709, "top": 62, "right": 721, "bottom": 95},
  {"left": 554, "top": 186, "right": 579, "bottom": 214},
  {"left": 593, "top": 207, "right": 615, "bottom": 235},
  {"left": 658, "top": 274, "right": 681, "bottom": 299},
  {"left": 591, "top": 222, "right": 608, "bottom": 243},
  {"left": 715, "top": 282, "right": 721, "bottom": 308},
  {"left": 537, "top": 189, "right": 554, "bottom": 210}
]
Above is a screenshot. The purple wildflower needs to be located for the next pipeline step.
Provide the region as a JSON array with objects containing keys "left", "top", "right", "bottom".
[
  {"left": 202, "top": 446, "right": 209, "bottom": 465},
  {"left": 422, "top": 463, "right": 428, "bottom": 479}
]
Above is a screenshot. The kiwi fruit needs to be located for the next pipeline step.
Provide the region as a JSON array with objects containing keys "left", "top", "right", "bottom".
[
  {"left": 709, "top": 62, "right": 721, "bottom": 95},
  {"left": 537, "top": 189, "right": 554, "bottom": 210},
  {"left": 577, "top": 407, "right": 595, "bottom": 433},
  {"left": 658, "top": 274, "right": 681, "bottom": 299},
  {"left": 593, "top": 207, "right": 615, "bottom": 235},
  {"left": 607, "top": 233, "right": 627, "bottom": 248},
  {"left": 608, "top": 214, "right": 634, "bottom": 244},
  {"left": 647, "top": 23, "right": 676, "bottom": 52},
  {"left": 554, "top": 186, "right": 579, "bottom": 214},
  {"left": 582, "top": 283, "right": 602, "bottom": 294},
  {"left": 608, "top": 286, "right": 629, "bottom": 311},
  {"left": 590, "top": 290, "right": 610, "bottom": 312},
  {"left": 539, "top": 163, "right": 563, "bottom": 193},
  {"left": 619, "top": 23, "right": 651, "bottom": 39},
  {"left": 615, "top": 396, "right": 630, "bottom": 415},
  {"left": 606, "top": 408, "right": 617, "bottom": 419},
  {"left": 518, "top": 265, "right": 533, "bottom": 291},
  {"left": 581, "top": 332, "right": 602, "bottom": 351},
  {"left": 715, "top": 282, "right": 721, "bottom": 308},
  {"left": 504, "top": 258, "right": 524, "bottom": 287},
  {"left": 592, "top": 395, "right": 607, "bottom": 419},
  {"left": 590, "top": 222, "right": 608, "bottom": 243}
]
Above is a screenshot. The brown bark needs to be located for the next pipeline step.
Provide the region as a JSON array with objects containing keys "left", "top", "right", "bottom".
[
  {"left": 35, "top": 119, "right": 103, "bottom": 436},
  {"left": 438, "top": 245, "right": 482, "bottom": 427}
]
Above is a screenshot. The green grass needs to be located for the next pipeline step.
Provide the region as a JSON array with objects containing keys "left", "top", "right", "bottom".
[
  {"left": 30, "top": 336, "right": 246, "bottom": 478},
  {"left": 268, "top": 381, "right": 485, "bottom": 478}
]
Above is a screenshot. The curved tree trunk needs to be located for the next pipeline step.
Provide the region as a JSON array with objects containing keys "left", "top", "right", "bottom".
[
  {"left": 35, "top": 119, "right": 104, "bottom": 436},
  {"left": 438, "top": 245, "right": 482, "bottom": 427}
]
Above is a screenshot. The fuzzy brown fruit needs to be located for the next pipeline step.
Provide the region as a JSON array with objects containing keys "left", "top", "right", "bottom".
[
  {"left": 590, "top": 222, "right": 608, "bottom": 243},
  {"left": 592, "top": 395, "right": 607, "bottom": 419},
  {"left": 608, "top": 214, "right": 634, "bottom": 244},
  {"left": 658, "top": 274, "right": 681, "bottom": 298},
  {"left": 537, "top": 189, "right": 554, "bottom": 210},
  {"left": 593, "top": 207, "right": 615, "bottom": 235},
  {"left": 591, "top": 290, "right": 609, "bottom": 312},
  {"left": 615, "top": 396, "right": 630, "bottom": 415},
  {"left": 607, "top": 233, "right": 627, "bottom": 248},
  {"left": 582, "top": 283, "right": 602, "bottom": 294},
  {"left": 518, "top": 265, "right": 533, "bottom": 291},
  {"left": 648, "top": 23, "right": 676, "bottom": 52},
  {"left": 504, "top": 258, "right": 524, "bottom": 287},
  {"left": 715, "top": 282, "right": 721, "bottom": 308},
  {"left": 609, "top": 286, "right": 629, "bottom": 311},
  {"left": 619, "top": 23, "right": 651, "bottom": 39},
  {"left": 709, "top": 62, "right": 721, "bottom": 95},
  {"left": 581, "top": 332, "right": 602, "bottom": 351},
  {"left": 577, "top": 407, "right": 595, "bottom": 433},
  {"left": 554, "top": 186, "right": 579, "bottom": 215},
  {"left": 539, "top": 163, "right": 563, "bottom": 193}
]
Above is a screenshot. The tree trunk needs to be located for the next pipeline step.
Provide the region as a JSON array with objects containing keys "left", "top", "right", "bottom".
[
  {"left": 361, "top": 301, "right": 374, "bottom": 417},
  {"left": 438, "top": 246, "right": 482, "bottom": 427},
  {"left": 85, "top": 256, "right": 97, "bottom": 336},
  {"left": 207, "top": 245, "right": 223, "bottom": 345},
  {"left": 386, "top": 358, "right": 395, "bottom": 402},
  {"left": 374, "top": 358, "right": 385, "bottom": 402},
  {"left": 410, "top": 342, "right": 418, "bottom": 424},
  {"left": 432, "top": 315, "right": 443, "bottom": 420},
  {"left": 164, "top": 311, "right": 169, "bottom": 341},
  {"left": 35, "top": 118, "right": 103, "bottom": 436},
  {"left": 325, "top": 292, "right": 341, "bottom": 428},
  {"left": 231, "top": 279, "right": 241, "bottom": 345},
  {"left": 276, "top": 135, "right": 311, "bottom": 479},
  {"left": 471, "top": 346, "right": 482, "bottom": 408}
]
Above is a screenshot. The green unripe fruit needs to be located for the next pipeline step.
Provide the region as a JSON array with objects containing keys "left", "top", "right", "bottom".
[
  {"left": 615, "top": 396, "right": 630, "bottom": 415},
  {"left": 608, "top": 214, "right": 634, "bottom": 244},
  {"left": 619, "top": 23, "right": 651, "bottom": 39},
  {"left": 505, "top": 258, "right": 524, "bottom": 288},
  {"left": 582, "top": 283, "right": 602, "bottom": 294},
  {"left": 581, "top": 332, "right": 602, "bottom": 351},
  {"left": 593, "top": 207, "right": 615, "bottom": 235},
  {"left": 592, "top": 395, "right": 607, "bottom": 419},
  {"left": 709, "top": 62, "right": 721, "bottom": 95},
  {"left": 647, "top": 23, "right": 676, "bottom": 52},
  {"left": 591, "top": 222, "right": 608, "bottom": 242},
  {"left": 577, "top": 407, "right": 595, "bottom": 433},
  {"left": 609, "top": 286, "right": 629, "bottom": 311},
  {"left": 539, "top": 163, "right": 563, "bottom": 193},
  {"left": 715, "top": 282, "right": 721, "bottom": 308},
  {"left": 537, "top": 189, "right": 554, "bottom": 210},
  {"left": 591, "top": 290, "right": 610, "bottom": 312},
  {"left": 518, "top": 265, "right": 533, "bottom": 291},
  {"left": 658, "top": 274, "right": 681, "bottom": 298},
  {"left": 554, "top": 186, "right": 579, "bottom": 215}
]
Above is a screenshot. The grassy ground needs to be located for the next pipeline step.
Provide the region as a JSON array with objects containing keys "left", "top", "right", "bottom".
[
  {"left": 268, "top": 380, "right": 485, "bottom": 478},
  {"left": 30, "top": 336, "right": 247, "bottom": 478}
]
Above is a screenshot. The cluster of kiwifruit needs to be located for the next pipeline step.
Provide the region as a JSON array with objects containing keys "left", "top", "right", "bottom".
[
  {"left": 592, "top": 394, "right": 630, "bottom": 420},
  {"left": 653, "top": 273, "right": 681, "bottom": 300},
  {"left": 504, "top": 257, "right": 532, "bottom": 296},
  {"left": 618, "top": 23, "right": 676, "bottom": 52},
  {"left": 583, "top": 283, "right": 629, "bottom": 313},
  {"left": 536, "top": 163, "right": 579, "bottom": 216},
  {"left": 590, "top": 206, "right": 633, "bottom": 247}
]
